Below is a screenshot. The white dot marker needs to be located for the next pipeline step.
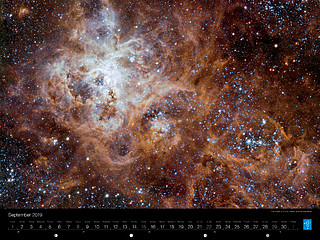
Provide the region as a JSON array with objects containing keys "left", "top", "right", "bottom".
[{"left": 129, "top": 233, "right": 134, "bottom": 238}]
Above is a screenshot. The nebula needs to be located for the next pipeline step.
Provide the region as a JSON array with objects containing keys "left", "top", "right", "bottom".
[{"left": 1, "top": 0, "right": 320, "bottom": 208}]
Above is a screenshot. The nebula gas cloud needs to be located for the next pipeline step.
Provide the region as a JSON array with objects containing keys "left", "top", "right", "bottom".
[{"left": 1, "top": 0, "right": 320, "bottom": 208}]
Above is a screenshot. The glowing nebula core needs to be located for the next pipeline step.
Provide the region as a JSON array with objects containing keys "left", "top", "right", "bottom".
[{"left": 1, "top": 0, "right": 320, "bottom": 208}]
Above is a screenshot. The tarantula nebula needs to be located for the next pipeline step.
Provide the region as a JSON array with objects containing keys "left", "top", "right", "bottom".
[{"left": 1, "top": 0, "right": 320, "bottom": 208}]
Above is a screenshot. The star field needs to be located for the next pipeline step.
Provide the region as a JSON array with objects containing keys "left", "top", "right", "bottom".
[{"left": 1, "top": 0, "right": 320, "bottom": 209}]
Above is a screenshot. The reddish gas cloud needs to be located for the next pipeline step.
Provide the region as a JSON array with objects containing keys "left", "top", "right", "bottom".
[{"left": 2, "top": 0, "right": 320, "bottom": 208}]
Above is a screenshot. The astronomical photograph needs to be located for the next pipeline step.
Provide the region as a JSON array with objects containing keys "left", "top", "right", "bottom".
[{"left": 1, "top": 0, "right": 320, "bottom": 209}]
